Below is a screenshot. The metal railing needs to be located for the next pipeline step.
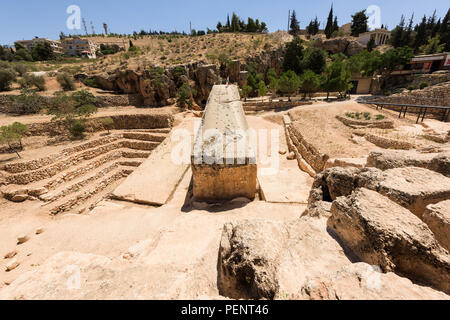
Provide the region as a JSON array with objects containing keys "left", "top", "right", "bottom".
[{"left": 358, "top": 96, "right": 450, "bottom": 123}]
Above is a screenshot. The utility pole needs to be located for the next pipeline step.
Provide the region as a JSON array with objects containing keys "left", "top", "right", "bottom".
[
  {"left": 82, "top": 18, "right": 88, "bottom": 35},
  {"left": 91, "top": 21, "right": 96, "bottom": 35},
  {"left": 288, "top": 10, "right": 291, "bottom": 32}
]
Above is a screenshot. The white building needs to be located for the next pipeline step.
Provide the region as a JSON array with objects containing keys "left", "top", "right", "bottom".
[
  {"left": 358, "top": 29, "right": 391, "bottom": 46},
  {"left": 16, "top": 38, "right": 64, "bottom": 55},
  {"left": 62, "top": 37, "right": 100, "bottom": 59}
]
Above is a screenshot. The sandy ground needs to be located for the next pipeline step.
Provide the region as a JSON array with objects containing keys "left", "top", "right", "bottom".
[{"left": 284, "top": 98, "right": 443, "bottom": 158}]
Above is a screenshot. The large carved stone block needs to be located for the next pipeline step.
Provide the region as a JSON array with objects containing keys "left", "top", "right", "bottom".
[{"left": 191, "top": 85, "right": 257, "bottom": 202}]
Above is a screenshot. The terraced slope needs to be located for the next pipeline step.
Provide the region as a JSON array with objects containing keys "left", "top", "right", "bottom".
[{"left": 0, "top": 129, "right": 171, "bottom": 215}]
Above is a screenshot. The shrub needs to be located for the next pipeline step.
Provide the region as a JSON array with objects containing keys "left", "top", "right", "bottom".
[
  {"left": 82, "top": 78, "right": 99, "bottom": 88},
  {"left": 176, "top": 83, "right": 196, "bottom": 108},
  {"left": 71, "top": 89, "right": 98, "bottom": 108},
  {"left": 48, "top": 91, "right": 98, "bottom": 138},
  {"left": 69, "top": 120, "right": 86, "bottom": 138},
  {"left": 419, "top": 82, "right": 429, "bottom": 90},
  {"left": 13, "top": 63, "right": 29, "bottom": 76},
  {"left": 375, "top": 114, "right": 386, "bottom": 120},
  {"left": 56, "top": 72, "right": 76, "bottom": 91},
  {"left": 345, "top": 112, "right": 355, "bottom": 119},
  {"left": 0, "top": 68, "right": 16, "bottom": 91},
  {"left": 0, "top": 122, "right": 28, "bottom": 158},
  {"left": 100, "top": 117, "right": 114, "bottom": 134},
  {"left": 24, "top": 74, "right": 46, "bottom": 91},
  {"left": 407, "top": 84, "right": 415, "bottom": 92},
  {"left": 9, "top": 90, "right": 42, "bottom": 114}
]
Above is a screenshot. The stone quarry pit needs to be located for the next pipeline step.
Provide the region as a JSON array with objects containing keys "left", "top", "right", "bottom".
[{"left": 0, "top": 88, "right": 449, "bottom": 301}]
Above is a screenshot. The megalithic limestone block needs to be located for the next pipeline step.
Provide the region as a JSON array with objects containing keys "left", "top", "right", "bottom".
[{"left": 191, "top": 85, "right": 257, "bottom": 202}]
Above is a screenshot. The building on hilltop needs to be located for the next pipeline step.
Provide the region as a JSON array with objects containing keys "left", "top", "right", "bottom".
[
  {"left": 62, "top": 37, "right": 100, "bottom": 59},
  {"left": 357, "top": 29, "right": 391, "bottom": 46},
  {"left": 15, "top": 37, "right": 64, "bottom": 55}
]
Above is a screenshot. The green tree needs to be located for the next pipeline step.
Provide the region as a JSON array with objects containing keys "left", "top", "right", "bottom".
[
  {"left": 216, "top": 22, "right": 224, "bottom": 32},
  {"left": 240, "top": 85, "right": 252, "bottom": 102},
  {"left": 333, "top": 17, "right": 339, "bottom": 33},
  {"left": 413, "top": 16, "right": 428, "bottom": 51},
  {"left": 257, "top": 80, "right": 268, "bottom": 101},
  {"left": 231, "top": 13, "right": 241, "bottom": 32},
  {"left": 390, "top": 15, "right": 406, "bottom": 47},
  {"left": 378, "top": 46, "right": 414, "bottom": 75},
  {"left": 48, "top": 90, "right": 98, "bottom": 138},
  {"left": 14, "top": 48, "right": 33, "bottom": 61},
  {"left": 351, "top": 10, "right": 369, "bottom": 37},
  {"left": 299, "top": 70, "right": 320, "bottom": 99},
  {"left": 325, "top": 5, "right": 335, "bottom": 39},
  {"left": 440, "top": 9, "right": 450, "bottom": 51},
  {"left": 322, "top": 60, "right": 352, "bottom": 100},
  {"left": 289, "top": 10, "right": 300, "bottom": 35},
  {"left": 419, "top": 35, "right": 445, "bottom": 54},
  {"left": 176, "top": 83, "right": 196, "bottom": 108},
  {"left": 247, "top": 18, "right": 257, "bottom": 33},
  {"left": 306, "top": 17, "right": 320, "bottom": 35},
  {"left": 266, "top": 68, "right": 279, "bottom": 100},
  {"left": 0, "top": 68, "right": 16, "bottom": 91},
  {"left": 31, "top": 42, "right": 55, "bottom": 61},
  {"left": 282, "top": 37, "right": 304, "bottom": 75},
  {"left": 302, "top": 47, "right": 327, "bottom": 74},
  {"left": 278, "top": 70, "right": 300, "bottom": 101},
  {"left": 0, "top": 122, "right": 28, "bottom": 158}
]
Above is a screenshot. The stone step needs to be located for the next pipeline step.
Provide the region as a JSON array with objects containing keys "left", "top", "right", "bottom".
[
  {"left": 121, "top": 140, "right": 160, "bottom": 151},
  {"left": 1, "top": 149, "right": 149, "bottom": 202},
  {"left": 47, "top": 168, "right": 133, "bottom": 215},
  {"left": 40, "top": 162, "right": 120, "bottom": 203},
  {"left": 123, "top": 132, "right": 167, "bottom": 143},
  {"left": 3, "top": 140, "right": 158, "bottom": 186},
  {"left": 128, "top": 128, "right": 171, "bottom": 134},
  {"left": 0, "top": 135, "right": 122, "bottom": 174}
]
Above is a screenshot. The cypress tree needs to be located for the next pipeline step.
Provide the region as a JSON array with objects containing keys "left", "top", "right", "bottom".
[
  {"left": 290, "top": 10, "right": 300, "bottom": 35},
  {"left": 440, "top": 9, "right": 450, "bottom": 51},
  {"left": 390, "top": 15, "right": 405, "bottom": 47},
  {"left": 414, "top": 15, "right": 428, "bottom": 51},
  {"left": 325, "top": 5, "right": 334, "bottom": 39},
  {"left": 333, "top": 16, "right": 339, "bottom": 33}
]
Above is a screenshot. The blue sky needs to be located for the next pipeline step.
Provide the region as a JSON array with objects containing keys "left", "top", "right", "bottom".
[{"left": 0, "top": 0, "right": 448, "bottom": 45}]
